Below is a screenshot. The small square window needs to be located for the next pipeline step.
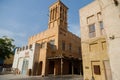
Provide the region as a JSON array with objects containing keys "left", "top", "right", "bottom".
[{"left": 93, "top": 65, "right": 101, "bottom": 75}]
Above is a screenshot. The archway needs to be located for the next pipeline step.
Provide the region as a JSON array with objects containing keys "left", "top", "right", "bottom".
[
  {"left": 48, "top": 61, "right": 55, "bottom": 74},
  {"left": 37, "top": 61, "right": 43, "bottom": 75}
]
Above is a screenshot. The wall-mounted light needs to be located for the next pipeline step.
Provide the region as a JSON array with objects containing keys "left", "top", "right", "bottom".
[{"left": 113, "top": 0, "right": 119, "bottom": 6}]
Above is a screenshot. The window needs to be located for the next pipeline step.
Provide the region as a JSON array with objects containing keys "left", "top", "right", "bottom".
[
  {"left": 60, "top": 6, "right": 62, "bottom": 11},
  {"left": 41, "top": 42, "right": 45, "bottom": 48},
  {"left": 69, "top": 43, "right": 72, "bottom": 52},
  {"left": 60, "top": 6, "right": 62, "bottom": 19},
  {"left": 89, "top": 24, "right": 96, "bottom": 38},
  {"left": 89, "top": 43, "right": 98, "bottom": 52},
  {"left": 49, "top": 40, "right": 55, "bottom": 45},
  {"left": 87, "top": 15, "right": 95, "bottom": 24},
  {"left": 97, "top": 12, "right": 101, "bottom": 20},
  {"left": 100, "top": 21, "right": 103, "bottom": 30},
  {"left": 93, "top": 65, "right": 101, "bottom": 75},
  {"left": 50, "top": 10, "right": 52, "bottom": 21},
  {"left": 51, "top": 9, "right": 53, "bottom": 20},
  {"left": 100, "top": 21, "right": 104, "bottom": 35},
  {"left": 62, "top": 41, "right": 65, "bottom": 51},
  {"left": 49, "top": 40, "right": 55, "bottom": 49}
]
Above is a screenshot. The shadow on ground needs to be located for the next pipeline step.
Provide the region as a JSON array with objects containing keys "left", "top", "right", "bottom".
[{"left": 10, "top": 75, "right": 83, "bottom": 80}]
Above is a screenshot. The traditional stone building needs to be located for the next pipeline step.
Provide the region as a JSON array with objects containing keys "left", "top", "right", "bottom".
[
  {"left": 79, "top": 1, "right": 112, "bottom": 80},
  {"left": 96, "top": 0, "right": 120, "bottom": 80},
  {"left": 13, "top": 0, "right": 82, "bottom": 76},
  {"left": 12, "top": 43, "right": 40, "bottom": 75}
]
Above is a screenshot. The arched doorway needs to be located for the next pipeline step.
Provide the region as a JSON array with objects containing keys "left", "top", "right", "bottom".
[
  {"left": 37, "top": 61, "right": 43, "bottom": 75},
  {"left": 48, "top": 61, "right": 55, "bottom": 74},
  {"left": 22, "top": 59, "right": 29, "bottom": 75}
]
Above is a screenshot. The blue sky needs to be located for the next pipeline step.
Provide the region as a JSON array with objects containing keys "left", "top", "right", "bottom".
[{"left": 0, "top": 0, "right": 93, "bottom": 47}]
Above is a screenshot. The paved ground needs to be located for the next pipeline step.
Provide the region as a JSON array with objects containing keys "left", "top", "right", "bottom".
[{"left": 0, "top": 74, "right": 83, "bottom": 80}]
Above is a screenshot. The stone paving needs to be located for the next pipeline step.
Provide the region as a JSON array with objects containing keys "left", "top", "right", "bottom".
[{"left": 0, "top": 74, "right": 83, "bottom": 80}]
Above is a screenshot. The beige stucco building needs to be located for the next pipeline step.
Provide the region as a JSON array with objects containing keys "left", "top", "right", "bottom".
[
  {"left": 13, "top": 0, "right": 82, "bottom": 76},
  {"left": 96, "top": 0, "right": 120, "bottom": 80},
  {"left": 79, "top": 1, "right": 112, "bottom": 80}
]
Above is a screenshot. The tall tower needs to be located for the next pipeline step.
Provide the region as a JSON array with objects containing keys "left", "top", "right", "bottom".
[{"left": 48, "top": 0, "right": 68, "bottom": 31}]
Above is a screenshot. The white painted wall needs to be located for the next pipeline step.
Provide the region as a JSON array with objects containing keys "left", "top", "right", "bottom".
[
  {"left": 12, "top": 43, "right": 36, "bottom": 73},
  {"left": 97, "top": 0, "right": 120, "bottom": 80}
]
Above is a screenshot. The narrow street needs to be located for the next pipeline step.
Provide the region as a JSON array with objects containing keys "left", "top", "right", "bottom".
[{"left": 0, "top": 74, "right": 83, "bottom": 80}]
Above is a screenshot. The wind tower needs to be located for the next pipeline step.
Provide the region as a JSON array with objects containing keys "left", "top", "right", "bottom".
[{"left": 48, "top": 0, "right": 68, "bottom": 31}]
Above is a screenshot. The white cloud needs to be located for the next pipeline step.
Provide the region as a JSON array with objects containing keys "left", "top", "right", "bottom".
[
  {"left": 0, "top": 28, "right": 27, "bottom": 47},
  {"left": 68, "top": 24, "right": 81, "bottom": 37},
  {"left": 0, "top": 29, "right": 26, "bottom": 38},
  {"left": 0, "top": 29, "right": 14, "bottom": 37}
]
